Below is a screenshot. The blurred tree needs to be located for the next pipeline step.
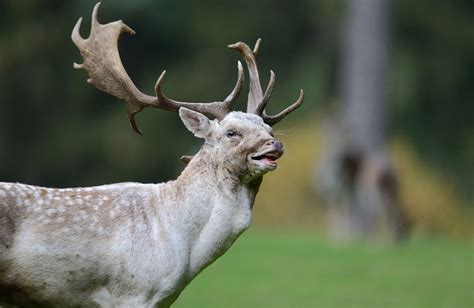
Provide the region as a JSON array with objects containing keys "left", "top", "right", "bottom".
[{"left": 318, "top": 0, "right": 407, "bottom": 241}]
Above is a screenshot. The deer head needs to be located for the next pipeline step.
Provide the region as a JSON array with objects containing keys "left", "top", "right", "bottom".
[
  {"left": 72, "top": 2, "right": 303, "bottom": 179},
  {"left": 179, "top": 109, "right": 283, "bottom": 183}
]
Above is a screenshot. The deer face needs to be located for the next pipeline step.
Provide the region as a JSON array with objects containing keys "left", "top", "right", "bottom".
[{"left": 179, "top": 109, "right": 284, "bottom": 182}]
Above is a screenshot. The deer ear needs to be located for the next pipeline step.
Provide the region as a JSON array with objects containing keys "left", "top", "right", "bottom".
[{"left": 179, "top": 108, "right": 213, "bottom": 138}]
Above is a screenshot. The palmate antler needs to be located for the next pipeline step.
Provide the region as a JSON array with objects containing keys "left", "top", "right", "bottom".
[
  {"left": 72, "top": 2, "right": 303, "bottom": 133},
  {"left": 71, "top": 2, "right": 243, "bottom": 134}
]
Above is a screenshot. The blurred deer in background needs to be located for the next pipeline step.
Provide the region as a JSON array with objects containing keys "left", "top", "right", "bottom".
[{"left": 0, "top": 3, "right": 303, "bottom": 307}]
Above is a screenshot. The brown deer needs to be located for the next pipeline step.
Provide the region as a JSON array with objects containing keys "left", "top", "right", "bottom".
[{"left": 0, "top": 3, "right": 303, "bottom": 307}]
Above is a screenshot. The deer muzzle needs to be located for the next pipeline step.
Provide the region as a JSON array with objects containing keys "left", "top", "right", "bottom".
[{"left": 250, "top": 139, "right": 284, "bottom": 171}]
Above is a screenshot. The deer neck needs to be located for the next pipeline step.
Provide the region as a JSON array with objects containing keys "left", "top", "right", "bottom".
[
  {"left": 175, "top": 146, "right": 262, "bottom": 204},
  {"left": 174, "top": 150, "right": 262, "bottom": 231},
  {"left": 166, "top": 146, "right": 262, "bottom": 277}
]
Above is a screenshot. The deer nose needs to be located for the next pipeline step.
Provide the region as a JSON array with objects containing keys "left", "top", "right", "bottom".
[{"left": 266, "top": 139, "right": 284, "bottom": 152}]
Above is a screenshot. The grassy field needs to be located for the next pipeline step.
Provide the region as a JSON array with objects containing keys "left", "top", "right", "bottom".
[{"left": 174, "top": 228, "right": 473, "bottom": 308}]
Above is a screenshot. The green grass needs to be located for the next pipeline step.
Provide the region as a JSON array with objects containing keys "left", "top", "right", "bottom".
[{"left": 174, "top": 229, "right": 473, "bottom": 308}]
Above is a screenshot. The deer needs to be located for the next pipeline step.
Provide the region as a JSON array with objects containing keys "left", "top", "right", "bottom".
[{"left": 0, "top": 3, "right": 303, "bottom": 307}]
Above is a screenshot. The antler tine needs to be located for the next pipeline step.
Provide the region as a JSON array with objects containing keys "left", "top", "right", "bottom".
[
  {"left": 71, "top": 17, "right": 84, "bottom": 49},
  {"left": 223, "top": 61, "right": 245, "bottom": 105},
  {"left": 72, "top": 2, "right": 243, "bottom": 134},
  {"left": 91, "top": 1, "right": 102, "bottom": 30},
  {"left": 253, "top": 38, "right": 262, "bottom": 57},
  {"left": 255, "top": 70, "right": 275, "bottom": 116},
  {"left": 261, "top": 89, "right": 304, "bottom": 126},
  {"left": 229, "top": 38, "right": 304, "bottom": 126}
]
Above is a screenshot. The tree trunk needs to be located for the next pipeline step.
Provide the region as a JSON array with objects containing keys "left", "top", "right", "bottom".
[{"left": 317, "top": 0, "right": 407, "bottom": 242}]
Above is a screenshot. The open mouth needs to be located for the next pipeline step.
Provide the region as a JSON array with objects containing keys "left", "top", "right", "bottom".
[{"left": 251, "top": 150, "right": 283, "bottom": 169}]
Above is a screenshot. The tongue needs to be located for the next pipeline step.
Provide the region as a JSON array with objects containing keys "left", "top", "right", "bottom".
[{"left": 262, "top": 156, "right": 276, "bottom": 164}]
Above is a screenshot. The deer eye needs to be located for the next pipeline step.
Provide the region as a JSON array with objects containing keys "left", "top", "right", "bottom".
[{"left": 225, "top": 130, "right": 238, "bottom": 138}]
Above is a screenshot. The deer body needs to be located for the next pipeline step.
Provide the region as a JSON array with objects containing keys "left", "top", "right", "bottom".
[
  {"left": 0, "top": 3, "right": 303, "bottom": 306},
  {"left": 0, "top": 112, "right": 279, "bottom": 307},
  {"left": 0, "top": 113, "right": 267, "bottom": 307},
  {"left": 0, "top": 181, "right": 252, "bottom": 307}
]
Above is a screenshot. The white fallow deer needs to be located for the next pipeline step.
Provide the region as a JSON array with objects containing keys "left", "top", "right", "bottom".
[{"left": 0, "top": 3, "right": 303, "bottom": 307}]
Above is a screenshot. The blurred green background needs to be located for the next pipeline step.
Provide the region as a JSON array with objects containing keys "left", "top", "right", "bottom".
[{"left": 0, "top": 0, "right": 472, "bottom": 307}]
